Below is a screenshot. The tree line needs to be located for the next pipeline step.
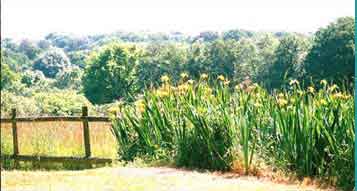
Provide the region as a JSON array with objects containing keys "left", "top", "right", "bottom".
[{"left": 1, "top": 17, "right": 354, "bottom": 114}]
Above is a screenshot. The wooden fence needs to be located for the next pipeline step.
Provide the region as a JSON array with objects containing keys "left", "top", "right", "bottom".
[{"left": 0, "top": 106, "right": 113, "bottom": 167}]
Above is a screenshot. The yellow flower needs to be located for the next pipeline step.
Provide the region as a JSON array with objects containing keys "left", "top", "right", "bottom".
[
  {"left": 278, "top": 93, "right": 284, "bottom": 98},
  {"left": 235, "top": 84, "right": 241, "bottom": 90},
  {"left": 223, "top": 80, "right": 230, "bottom": 86},
  {"left": 160, "top": 75, "right": 170, "bottom": 83},
  {"left": 135, "top": 99, "right": 146, "bottom": 113},
  {"left": 318, "top": 99, "right": 328, "bottom": 106},
  {"left": 289, "top": 79, "right": 299, "bottom": 86},
  {"left": 187, "top": 79, "right": 194, "bottom": 84},
  {"left": 277, "top": 98, "right": 288, "bottom": 107},
  {"left": 332, "top": 92, "right": 350, "bottom": 100},
  {"left": 297, "top": 90, "right": 304, "bottom": 96},
  {"left": 177, "top": 84, "right": 189, "bottom": 93},
  {"left": 107, "top": 107, "right": 119, "bottom": 117},
  {"left": 156, "top": 90, "right": 170, "bottom": 97},
  {"left": 180, "top": 72, "right": 188, "bottom": 79},
  {"left": 343, "top": 95, "right": 351, "bottom": 99},
  {"left": 200, "top": 73, "right": 208, "bottom": 80},
  {"left": 332, "top": 92, "right": 343, "bottom": 99},
  {"left": 203, "top": 87, "right": 212, "bottom": 95},
  {"left": 253, "top": 102, "right": 262, "bottom": 107},
  {"left": 328, "top": 84, "right": 338, "bottom": 92},
  {"left": 307, "top": 86, "right": 315, "bottom": 94},
  {"left": 197, "top": 106, "right": 207, "bottom": 115},
  {"left": 217, "top": 75, "right": 225, "bottom": 81},
  {"left": 320, "top": 79, "right": 327, "bottom": 86}
]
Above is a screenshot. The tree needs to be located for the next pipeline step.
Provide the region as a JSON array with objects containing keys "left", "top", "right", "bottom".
[
  {"left": 304, "top": 17, "right": 355, "bottom": 86},
  {"left": 234, "top": 39, "right": 260, "bottom": 81},
  {"left": 1, "top": 49, "right": 32, "bottom": 72},
  {"left": 186, "top": 42, "right": 210, "bottom": 79},
  {"left": 138, "top": 43, "right": 188, "bottom": 88},
  {"left": 33, "top": 48, "right": 72, "bottom": 78},
  {"left": 205, "top": 39, "right": 239, "bottom": 80},
  {"left": 82, "top": 43, "right": 140, "bottom": 104},
  {"left": 1, "top": 63, "right": 18, "bottom": 90},
  {"left": 19, "top": 39, "right": 41, "bottom": 60},
  {"left": 222, "top": 29, "right": 254, "bottom": 41},
  {"left": 55, "top": 67, "right": 83, "bottom": 90},
  {"left": 255, "top": 34, "right": 279, "bottom": 83},
  {"left": 68, "top": 51, "right": 88, "bottom": 68},
  {"left": 266, "top": 34, "right": 310, "bottom": 89},
  {"left": 194, "top": 31, "right": 219, "bottom": 42},
  {"left": 21, "top": 70, "right": 49, "bottom": 88}
]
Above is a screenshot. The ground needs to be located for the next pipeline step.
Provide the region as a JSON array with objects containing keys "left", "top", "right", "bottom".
[{"left": 1, "top": 166, "right": 334, "bottom": 191}]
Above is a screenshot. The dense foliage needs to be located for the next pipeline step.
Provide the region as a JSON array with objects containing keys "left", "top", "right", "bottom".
[
  {"left": 304, "top": 17, "right": 355, "bottom": 86},
  {"left": 33, "top": 48, "right": 72, "bottom": 78},
  {"left": 83, "top": 43, "right": 140, "bottom": 104},
  {"left": 112, "top": 76, "right": 354, "bottom": 189},
  {"left": 0, "top": 17, "right": 354, "bottom": 190}
]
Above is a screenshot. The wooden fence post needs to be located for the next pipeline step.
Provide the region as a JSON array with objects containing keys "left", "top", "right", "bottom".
[
  {"left": 11, "top": 108, "right": 19, "bottom": 168},
  {"left": 82, "top": 106, "right": 91, "bottom": 158}
]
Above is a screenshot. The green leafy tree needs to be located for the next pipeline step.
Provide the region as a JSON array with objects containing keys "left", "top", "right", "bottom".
[
  {"left": 21, "top": 70, "right": 47, "bottom": 88},
  {"left": 255, "top": 34, "right": 279, "bottom": 84},
  {"left": 19, "top": 39, "right": 41, "bottom": 60},
  {"left": 266, "top": 34, "right": 310, "bottom": 89},
  {"left": 304, "top": 17, "right": 355, "bottom": 86},
  {"left": 195, "top": 31, "right": 219, "bottom": 42},
  {"left": 1, "top": 63, "right": 18, "bottom": 90},
  {"left": 138, "top": 43, "right": 188, "bottom": 88},
  {"left": 205, "top": 39, "right": 239, "bottom": 79},
  {"left": 1, "top": 49, "right": 32, "bottom": 72},
  {"left": 82, "top": 43, "right": 140, "bottom": 104},
  {"left": 222, "top": 29, "right": 254, "bottom": 41},
  {"left": 234, "top": 39, "right": 260, "bottom": 81},
  {"left": 55, "top": 67, "right": 83, "bottom": 90},
  {"left": 186, "top": 42, "right": 210, "bottom": 79},
  {"left": 68, "top": 51, "right": 88, "bottom": 68},
  {"left": 33, "top": 48, "right": 72, "bottom": 78}
]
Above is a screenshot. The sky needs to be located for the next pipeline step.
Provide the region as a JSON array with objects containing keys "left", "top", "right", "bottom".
[{"left": 1, "top": 0, "right": 355, "bottom": 40}]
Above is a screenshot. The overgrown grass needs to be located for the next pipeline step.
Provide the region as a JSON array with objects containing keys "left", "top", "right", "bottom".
[
  {"left": 0, "top": 121, "right": 117, "bottom": 169},
  {"left": 111, "top": 75, "right": 354, "bottom": 190}
]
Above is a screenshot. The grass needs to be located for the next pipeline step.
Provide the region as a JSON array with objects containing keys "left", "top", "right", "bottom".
[
  {"left": 1, "top": 166, "right": 330, "bottom": 191},
  {"left": 0, "top": 120, "right": 117, "bottom": 169}
]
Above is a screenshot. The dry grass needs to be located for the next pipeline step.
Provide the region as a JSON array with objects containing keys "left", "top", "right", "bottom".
[
  {"left": 1, "top": 166, "right": 334, "bottom": 191},
  {"left": 0, "top": 121, "right": 117, "bottom": 160}
]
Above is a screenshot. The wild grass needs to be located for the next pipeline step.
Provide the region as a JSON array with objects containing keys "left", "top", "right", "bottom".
[
  {"left": 111, "top": 75, "right": 354, "bottom": 190},
  {"left": 0, "top": 121, "right": 117, "bottom": 169}
]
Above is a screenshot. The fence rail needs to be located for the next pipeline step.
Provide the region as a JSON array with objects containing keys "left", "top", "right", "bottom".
[{"left": 0, "top": 106, "right": 114, "bottom": 167}]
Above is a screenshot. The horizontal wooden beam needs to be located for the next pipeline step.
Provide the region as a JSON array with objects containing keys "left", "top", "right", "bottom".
[
  {"left": 0, "top": 116, "right": 114, "bottom": 123},
  {"left": 0, "top": 155, "right": 113, "bottom": 164}
]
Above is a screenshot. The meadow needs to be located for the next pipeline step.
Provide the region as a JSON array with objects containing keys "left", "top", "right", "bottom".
[{"left": 0, "top": 121, "right": 117, "bottom": 169}]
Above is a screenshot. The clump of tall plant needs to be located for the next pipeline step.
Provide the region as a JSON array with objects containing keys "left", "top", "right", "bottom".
[{"left": 111, "top": 74, "right": 354, "bottom": 189}]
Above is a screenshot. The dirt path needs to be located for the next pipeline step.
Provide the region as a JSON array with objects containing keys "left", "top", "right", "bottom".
[{"left": 2, "top": 167, "right": 333, "bottom": 191}]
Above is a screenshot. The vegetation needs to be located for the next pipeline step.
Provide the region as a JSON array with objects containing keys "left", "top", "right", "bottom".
[
  {"left": 83, "top": 43, "right": 140, "bottom": 104},
  {"left": 112, "top": 76, "right": 354, "bottom": 189},
  {"left": 304, "top": 17, "right": 355, "bottom": 87},
  {"left": 0, "top": 17, "right": 354, "bottom": 190}
]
